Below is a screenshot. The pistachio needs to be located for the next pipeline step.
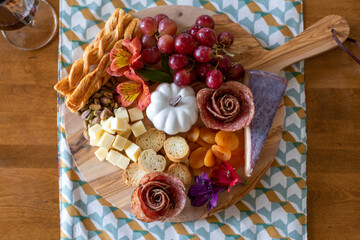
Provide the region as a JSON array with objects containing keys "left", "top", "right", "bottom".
[
  {"left": 104, "top": 107, "right": 114, "bottom": 117},
  {"left": 93, "top": 93, "right": 102, "bottom": 99},
  {"left": 89, "top": 104, "right": 101, "bottom": 111},
  {"left": 83, "top": 130, "right": 90, "bottom": 140},
  {"left": 114, "top": 103, "right": 119, "bottom": 109},
  {"left": 93, "top": 98, "right": 100, "bottom": 105},
  {"left": 100, "top": 96, "right": 111, "bottom": 105},
  {"left": 105, "top": 81, "right": 113, "bottom": 88},
  {"left": 103, "top": 92, "right": 113, "bottom": 99},
  {"left": 92, "top": 116, "right": 101, "bottom": 125},
  {"left": 94, "top": 110, "right": 102, "bottom": 117},
  {"left": 81, "top": 109, "right": 91, "bottom": 119},
  {"left": 100, "top": 109, "right": 107, "bottom": 120},
  {"left": 86, "top": 111, "right": 94, "bottom": 121},
  {"left": 110, "top": 102, "right": 115, "bottom": 108}
]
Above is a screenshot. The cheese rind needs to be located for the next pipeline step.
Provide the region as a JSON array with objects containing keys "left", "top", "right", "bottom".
[
  {"left": 110, "top": 117, "right": 130, "bottom": 131},
  {"left": 101, "top": 117, "right": 116, "bottom": 134},
  {"left": 98, "top": 132, "right": 116, "bottom": 150},
  {"left": 94, "top": 148, "right": 108, "bottom": 161},
  {"left": 125, "top": 142, "right": 141, "bottom": 162},
  {"left": 131, "top": 121, "right": 147, "bottom": 137},
  {"left": 128, "top": 107, "right": 144, "bottom": 122},
  {"left": 112, "top": 135, "right": 129, "bottom": 151},
  {"left": 114, "top": 107, "right": 129, "bottom": 121}
]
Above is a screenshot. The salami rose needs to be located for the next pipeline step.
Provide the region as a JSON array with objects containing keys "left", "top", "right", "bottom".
[
  {"left": 131, "top": 172, "right": 186, "bottom": 222},
  {"left": 197, "top": 81, "right": 255, "bottom": 131}
]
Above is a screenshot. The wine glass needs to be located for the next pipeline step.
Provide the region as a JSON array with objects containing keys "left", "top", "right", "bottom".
[{"left": 0, "top": 0, "right": 57, "bottom": 50}]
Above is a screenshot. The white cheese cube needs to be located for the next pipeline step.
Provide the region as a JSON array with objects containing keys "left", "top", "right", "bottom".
[
  {"left": 131, "top": 121, "right": 147, "bottom": 137},
  {"left": 112, "top": 135, "right": 129, "bottom": 151},
  {"left": 98, "top": 132, "right": 115, "bottom": 150},
  {"left": 110, "top": 117, "right": 130, "bottom": 132},
  {"left": 90, "top": 135, "right": 100, "bottom": 147},
  {"left": 114, "top": 107, "right": 129, "bottom": 121},
  {"left": 101, "top": 117, "right": 116, "bottom": 134},
  {"left": 128, "top": 107, "right": 144, "bottom": 122},
  {"left": 106, "top": 149, "right": 122, "bottom": 165},
  {"left": 94, "top": 148, "right": 108, "bottom": 162},
  {"left": 88, "top": 124, "right": 104, "bottom": 140},
  {"left": 125, "top": 142, "right": 141, "bottom": 162},
  {"left": 116, "top": 154, "right": 131, "bottom": 169},
  {"left": 117, "top": 128, "right": 132, "bottom": 139}
]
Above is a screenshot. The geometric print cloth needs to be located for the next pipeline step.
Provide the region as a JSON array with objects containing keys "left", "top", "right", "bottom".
[{"left": 57, "top": 0, "right": 306, "bottom": 239}]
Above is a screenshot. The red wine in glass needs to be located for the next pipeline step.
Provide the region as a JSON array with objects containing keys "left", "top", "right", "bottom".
[
  {"left": 0, "top": 0, "right": 39, "bottom": 31},
  {"left": 0, "top": 0, "right": 57, "bottom": 50}
]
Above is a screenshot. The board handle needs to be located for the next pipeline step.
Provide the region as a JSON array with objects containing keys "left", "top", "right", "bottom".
[{"left": 247, "top": 15, "right": 350, "bottom": 74}]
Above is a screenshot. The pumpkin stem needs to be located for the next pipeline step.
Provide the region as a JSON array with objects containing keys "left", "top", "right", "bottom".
[{"left": 169, "top": 95, "right": 182, "bottom": 107}]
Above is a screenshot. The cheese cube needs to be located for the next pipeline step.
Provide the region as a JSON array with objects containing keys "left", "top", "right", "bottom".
[
  {"left": 131, "top": 121, "right": 147, "bottom": 137},
  {"left": 114, "top": 107, "right": 129, "bottom": 121},
  {"left": 117, "top": 128, "right": 132, "bottom": 139},
  {"left": 112, "top": 135, "right": 129, "bottom": 151},
  {"left": 125, "top": 142, "right": 141, "bottom": 162},
  {"left": 90, "top": 135, "right": 100, "bottom": 147},
  {"left": 116, "top": 154, "right": 131, "bottom": 169},
  {"left": 98, "top": 132, "right": 115, "bottom": 150},
  {"left": 128, "top": 107, "right": 144, "bottom": 122},
  {"left": 101, "top": 117, "right": 116, "bottom": 134},
  {"left": 88, "top": 124, "right": 104, "bottom": 140},
  {"left": 110, "top": 117, "right": 130, "bottom": 132},
  {"left": 106, "top": 149, "right": 122, "bottom": 165},
  {"left": 94, "top": 148, "right": 108, "bottom": 162}
]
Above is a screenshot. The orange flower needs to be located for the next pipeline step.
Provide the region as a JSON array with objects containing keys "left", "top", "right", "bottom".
[
  {"left": 106, "top": 37, "right": 143, "bottom": 77},
  {"left": 115, "top": 71, "right": 151, "bottom": 111}
]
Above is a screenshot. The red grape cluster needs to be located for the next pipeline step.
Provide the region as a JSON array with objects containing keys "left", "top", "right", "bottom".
[{"left": 139, "top": 14, "right": 245, "bottom": 89}]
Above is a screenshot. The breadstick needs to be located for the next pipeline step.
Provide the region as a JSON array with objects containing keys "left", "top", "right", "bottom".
[{"left": 66, "top": 54, "right": 111, "bottom": 112}]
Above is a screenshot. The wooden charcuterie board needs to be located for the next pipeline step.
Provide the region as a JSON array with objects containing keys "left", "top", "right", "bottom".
[{"left": 64, "top": 6, "right": 349, "bottom": 222}]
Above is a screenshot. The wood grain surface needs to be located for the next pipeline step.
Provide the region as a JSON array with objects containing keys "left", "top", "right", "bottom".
[
  {"left": 0, "top": 0, "right": 359, "bottom": 239},
  {"left": 65, "top": 7, "right": 287, "bottom": 222}
]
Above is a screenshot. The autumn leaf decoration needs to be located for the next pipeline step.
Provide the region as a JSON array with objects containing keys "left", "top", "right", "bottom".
[{"left": 115, "top": 71, "right": 151, "bottom": 111}]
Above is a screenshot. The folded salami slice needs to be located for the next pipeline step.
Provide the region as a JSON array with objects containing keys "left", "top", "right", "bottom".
[
  {"left": 131, "top": 172, "right": 186, "bottom": 222},
  {"left": 197, "top": 81, "right": 255, "bottom": 131},
  {"left": 243, "top": 70, "right": 288, "bottom": 177}
]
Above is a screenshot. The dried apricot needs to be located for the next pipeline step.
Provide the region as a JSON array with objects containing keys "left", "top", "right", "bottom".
[
  {"left": 187, "top": 126, "right": 200, "bottom": 142},
  {"left": 196, "top": 137, "right": 213, "bottom": 148},
  {"left": 236, "top": 129, "right": 244, "bottom": 149},
  {"left": 188, "top": 142, "right": 201, "bottom": 152},
  {"left": 227, "top": 145, "right": 245, "bottom": 169},
  {"left": 204, "top": 149, "right": 216, "bottom": 167},
  {"left": 215, "top": 131, "right": 239, "bottom": 151},
  {"left": 189, "top": 147, "right": 207, "bottom": 169},
  {"left": 199, "top": 126, "right": 217, "bottom": 144},
  {"left": 191, "top": 165, "right": 212, "bottom": 177},
  {"left": 211, "top": 145, "right": 231, "bottom": 161}
]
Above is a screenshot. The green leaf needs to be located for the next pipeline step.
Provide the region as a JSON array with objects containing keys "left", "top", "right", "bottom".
[
  {"left": 136, "top": 68, "right": 173, "bottom": 83},
  {"left": 161, "top": 54, "right": 171, "bottom": 74}
]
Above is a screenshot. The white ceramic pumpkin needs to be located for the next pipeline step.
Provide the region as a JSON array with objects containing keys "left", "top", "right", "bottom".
[{"left": 146, "top": 83, "right": 198, "bottom": 135}]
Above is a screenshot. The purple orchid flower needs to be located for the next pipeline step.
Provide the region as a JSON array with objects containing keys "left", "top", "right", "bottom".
[{"left": 187, "top": 172, "right": 223, "bottom": 210}]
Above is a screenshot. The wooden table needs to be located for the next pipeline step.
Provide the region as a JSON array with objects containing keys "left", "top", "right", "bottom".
[{"left": 0, "top": 0, "right": 359, "bottom": 239}]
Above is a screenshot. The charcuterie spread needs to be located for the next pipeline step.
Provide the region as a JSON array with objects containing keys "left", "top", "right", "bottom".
[{"left": 55, "top": 9, "right": 287, "bottom": 222}]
